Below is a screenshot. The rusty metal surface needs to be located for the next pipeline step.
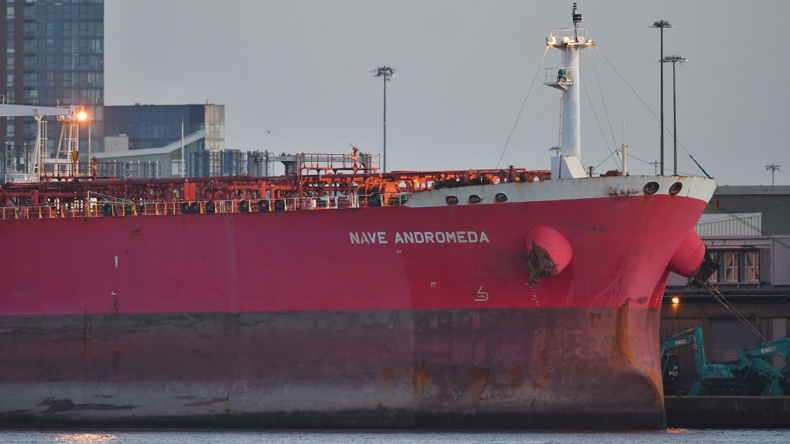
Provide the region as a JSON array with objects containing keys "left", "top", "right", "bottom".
[{"left": 0, "top": 307, "right": 665, "bottom": 429}]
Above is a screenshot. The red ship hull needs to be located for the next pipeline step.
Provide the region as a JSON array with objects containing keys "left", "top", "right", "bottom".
[{"left": 0, "top": 175, "right": 715, "bottom": 428}]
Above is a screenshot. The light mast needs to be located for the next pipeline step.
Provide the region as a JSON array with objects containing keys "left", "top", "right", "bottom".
[{"left": 545, "top": 3, "right": 594, "bottom": 179}]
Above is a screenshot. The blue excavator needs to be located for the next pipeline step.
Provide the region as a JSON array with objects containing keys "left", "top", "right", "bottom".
[{"left": 660, "top": 326, "right": 790, "bottom": 396}]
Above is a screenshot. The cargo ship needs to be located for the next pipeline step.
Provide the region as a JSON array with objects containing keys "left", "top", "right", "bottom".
[{"left": 0, "top": 6, "right": 716, "bottom": 429}]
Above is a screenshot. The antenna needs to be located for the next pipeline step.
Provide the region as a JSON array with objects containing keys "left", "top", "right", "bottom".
[
  {"left": 649, "top": 160, "right": 660, "bottom": 176},
  {"left": 620, "top": 121, "right": 627, "bottom": 175},
  {"left": 572, "top": 2, "right": 582, "bottom": 38}
]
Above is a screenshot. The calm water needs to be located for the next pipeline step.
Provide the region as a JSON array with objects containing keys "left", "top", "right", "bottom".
[{"left": 1, "top": 430, "right": 789, "bottom": 444}]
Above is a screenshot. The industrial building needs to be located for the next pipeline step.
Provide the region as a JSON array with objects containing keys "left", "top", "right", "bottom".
[{"left": 663, "top": 186, "right": 790, "bottom": 390}]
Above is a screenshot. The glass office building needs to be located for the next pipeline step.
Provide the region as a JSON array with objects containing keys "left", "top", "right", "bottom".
[
  {"left": 1, "top": 0, "right": 104, "bottom": 154},
  {"left": 104, "top": 104, "right": 225, "bottom": 151}
]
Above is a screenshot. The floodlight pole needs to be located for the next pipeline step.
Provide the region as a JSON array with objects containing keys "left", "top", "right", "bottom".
[
  {"left": 671, "top": 60, "right": 677, "bottom": 176},
  {"left": 384, "top": 76, "right": 387, "bottom": 173},
  {"left": 661, "top": 55, "right": 686, "bottom": 176},
  {"left": 181, "top": 120, "right": 185, "bottom": 178},
  {"left": 373, "top": 66, "right": 395, "bottom": 172},
  {"left": 652, "top": 20, "right": 672, "bottom": 176},
  {"left": 766, "top": 163, "right": 781, "bottom": 186}
]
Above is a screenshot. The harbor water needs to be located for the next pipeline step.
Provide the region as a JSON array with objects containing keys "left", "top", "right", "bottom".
[{"left": 1, "top": 430, "right": 789, "bottom": 444}]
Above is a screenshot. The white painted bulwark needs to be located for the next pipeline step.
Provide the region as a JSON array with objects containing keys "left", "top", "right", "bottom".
[{"left": 405, "top": 175, "right": 717, "bottom": 208}]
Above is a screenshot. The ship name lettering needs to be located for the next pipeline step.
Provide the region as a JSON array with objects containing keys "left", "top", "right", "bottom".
[
  {"left": 350, "top": 231, "right": 490, "bottom": 245},
  {"left": 349, "top": 232, "right": 388, "bottom": 245}
]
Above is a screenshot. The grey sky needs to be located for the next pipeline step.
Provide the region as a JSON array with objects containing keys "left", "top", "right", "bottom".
[{"left": 105, "top": 0, "right": 789, "bottom": 185}]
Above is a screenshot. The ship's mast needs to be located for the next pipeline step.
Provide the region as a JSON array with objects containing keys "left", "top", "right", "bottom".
[{"left": 545, "top": 3, "right": 594, "bottom": 179}]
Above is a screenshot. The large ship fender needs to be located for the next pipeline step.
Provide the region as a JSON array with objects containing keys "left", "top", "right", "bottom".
[
  {"left": 668, "top": 230, "right": 707, "bottom": 277},
  {"left": 525, "top": 226, "right": 572, "bottom": 286}
]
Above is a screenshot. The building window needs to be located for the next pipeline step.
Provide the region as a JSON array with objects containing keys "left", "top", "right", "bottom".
[
  {"left": 713, "top": 250, "right": 761, "bottom": 284},
  {"left": 723, "top": 252, "right": 739, "bottom": 282},
  {"left": 745, "top": 251, "right": 760, "bottom": 282}
]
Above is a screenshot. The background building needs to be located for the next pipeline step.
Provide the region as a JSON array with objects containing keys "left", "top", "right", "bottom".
[
  {"left": 663, "top": 186, "right": 790, "bottom": 391},
  {"left": 1, "top": 0, "right": 104, "bottom": 155},
  {"left": 104, "top": 103, "right": 224, "bottom": 151},
  {"left": 92, "top": 130, "right": 206, "bottom": 179}
]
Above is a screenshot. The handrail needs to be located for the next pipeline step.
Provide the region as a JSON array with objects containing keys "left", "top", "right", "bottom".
[{"left": 0, "top": 193, "right": 411, "bottom": 221}]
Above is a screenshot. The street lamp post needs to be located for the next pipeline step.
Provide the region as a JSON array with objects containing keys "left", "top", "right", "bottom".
[
  {"left": 661, "top": 55, "right": 686, "bottom": 176},
  {"left": 373, "top": 66, "right": 395, "bottom": 173},
  {"left": 651, "top": 20, "right": 672, "bottom": 176}
]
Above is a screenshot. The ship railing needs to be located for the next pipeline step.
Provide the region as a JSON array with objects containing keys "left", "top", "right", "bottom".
[
  {"left": 0, "top": 193, "right": 411, "bottom": 221},
  {"left": 544, "top": 67, "right": 574, "bottom": 90}
]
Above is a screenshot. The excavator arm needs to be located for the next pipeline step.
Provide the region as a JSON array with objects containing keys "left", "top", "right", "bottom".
[
  {"left": 736, "top": 337, "right": 790, "bottom": 396},
  {"left": 660, "top": 326, "right": 706, "bottom": 376}
]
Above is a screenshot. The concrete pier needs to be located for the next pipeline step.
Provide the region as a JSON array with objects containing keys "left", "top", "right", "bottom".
[{"left": 666, "top": 396, "right": 790, "bottom": 428}]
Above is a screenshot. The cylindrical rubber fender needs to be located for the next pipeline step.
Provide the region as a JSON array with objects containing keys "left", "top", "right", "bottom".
[
  {"left": 525, "top": 226, "right": 573, "bottom": 285},
  {"left": 189, "top": 202, "right": 200, "bottom": 213},
  {"left": 274, "top": 199, "right": 286, "bottom": 212},
  {"left": 368, "top": 194, "right": 382, "bottom": 207},
  {"left": 668, "top": 230, "right": 706, "bottom": 277},
  {"left": 258, "top": 199, "right": 268, "bottom": 212},
  {"left": 101, "top": 203, "right": 112, "bottom": 217},
  {"left": 239, "top": 200, "right": 249, "bottom": 213},
  {"left": 206, "top": 201, "right": 216, "bottom": 214},
  {"left": 181, "top": 202, "right": 190, "bottom": 214}
]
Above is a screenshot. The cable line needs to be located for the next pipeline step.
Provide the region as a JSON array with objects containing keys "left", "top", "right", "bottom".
[
  {"left": 496, "top": 47, "right": 550, "bottom": 168},
  {"left": 594, "top": 47, "right": 713, "bottom": 178},
  {"left": 580, "top": 71, "right": 620, "bottom": 171},
  {"left": 589, "top": 51, "right": 619, "bottom": 159}
]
